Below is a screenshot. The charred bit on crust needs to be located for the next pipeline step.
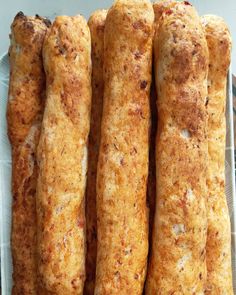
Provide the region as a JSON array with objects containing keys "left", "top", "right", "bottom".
[
  {"left": 184, "top": 1, "right": 192, "bottom": 5},
  {"left": 15, "top": 11, "right": 25, "bottom": 19},
  {"left": 35, "top": 14, "right": 51, "bottom": 28},
  {"left": 140, "top": 80, "right": 148, "bottom": 89}
]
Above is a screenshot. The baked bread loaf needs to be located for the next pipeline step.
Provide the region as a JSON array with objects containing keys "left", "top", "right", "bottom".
[
  {"left": 36, "top": 15, "right": 91, "bottom": 294},
  {"left": 7, "top": 12, "right": 50, "bottom": 294},
  {"left": 202, "top": 14, "right": 233, "bottom": 294},
  {"left": 145, "top": 2, "right": 209, "bottom": 294},
  {"left": 85, "top": 9, "right": 107, "bottom": 295},
  {"left": 95, "top": 0, "right": 154, "bottom": 294},
  {"left": 148, "top": 0, "right": 175, "bottom": 254}
]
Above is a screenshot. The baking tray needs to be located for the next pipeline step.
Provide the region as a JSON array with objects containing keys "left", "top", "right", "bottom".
[{"left": 0, "top": 53, "right": 235, "bottom": 294}]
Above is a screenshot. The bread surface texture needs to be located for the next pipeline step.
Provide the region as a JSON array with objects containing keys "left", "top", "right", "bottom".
[
  {"left": 7, "top": 12, "right": 49, "bottom": 295},
  {"left": 95, "top": 0, "right": 154, "bottom": 294},
  {"left": 201, "top": 14, "right": 233, "bottom": 295},
  {"left": 7, "top": 12, "right": 50, "bottom": 147},
  {"left": 37, "top": 15, "right": 91, "bottom": 295},
  {"left": 153, "top": 0, "right": 175, "bottom": 24},
  {"left": 145, "top": 2, "right": 209, "bottom": 294}
]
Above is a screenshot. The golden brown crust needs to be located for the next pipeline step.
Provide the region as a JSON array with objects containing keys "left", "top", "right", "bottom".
[
  {"left": 146, "top": 2, "right": 209, "bottom": 294},
  {"left": 148, "top": 0, "right": 175, "bottom": 254},
  {"left": 7, "top": 12, "right": 49, "bottom": 295},
  {"left": 85, "top": 9, "right": 107, "bottom": 295},
  {"left": 95, "top": 1, "right": 154, "bottom": 294},
  {"left": 153, "top": 0, "right": 175, "bottom": 24},
  {"left": 201, "top": 15, "right": 233, "bottom": 295},
  {"left": 11, "top": 126, "right": 42, "bottom": 295},
  {"left": 7, "top": 12, "right": 49, "bottom": 147},
  {"left": 36, "top": 15, "right": 91, "bottom": 295}
]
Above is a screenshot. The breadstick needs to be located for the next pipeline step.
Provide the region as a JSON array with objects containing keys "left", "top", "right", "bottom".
[
  {"left": 146, "top": 2, "right": 209, "bottom": 294},
  {"left": 7, "top": 12, "right": 50, "bottom": 294},
  {"left": 201, "top": 15, "right": 233, "bottom": 294},
  {"left": 37, "top": 15, "right": 91, "bottom": 294},
  {"left": 147, "top": 0, "right": 175, "bottom": 249},
  {"left": 85, "top": 10, "right": 107, "bottom": 295},
  {"left": 95, "top": 1, "right": 154, "bottom": 294}
]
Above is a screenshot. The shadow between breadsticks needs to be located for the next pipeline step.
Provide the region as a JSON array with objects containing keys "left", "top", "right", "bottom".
[{"left": 85, "top": 9, "right": 107, "bottom": 295}]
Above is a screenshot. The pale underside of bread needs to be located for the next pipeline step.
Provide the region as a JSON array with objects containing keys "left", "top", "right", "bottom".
[{"left": 36, "top": 15, "right": 91, "bottom": 295}]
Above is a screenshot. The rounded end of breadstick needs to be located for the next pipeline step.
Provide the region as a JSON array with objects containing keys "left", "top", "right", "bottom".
[
  {"left": 201, "top": 14, "right": 231, "bottom": 75},
  {"left": 88, "top": 9, "right": 108, "bottom": 27},
  {"left": 11, "top": 12, "right": 50, "bottom": 41},
  {"left": 43, "top": 14, "right": 91, "bottom": 73},
  {"left": 109, "top": 0, "right": 154, "bottom": 25},
  {"left": 50, "top": 14, "right": 90, "bottom": 46},
  {"left": 50, "top": 14, "right": 90, "bottom": 43},
  {"left": 153, "top": 0, "right": 177, "bottom": 23},
  {"left": 7, "top": 13, "right": 49, "bottom": 147},
  {"left": 154, "top": 1, "right": 208, "bottom": 87}
]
